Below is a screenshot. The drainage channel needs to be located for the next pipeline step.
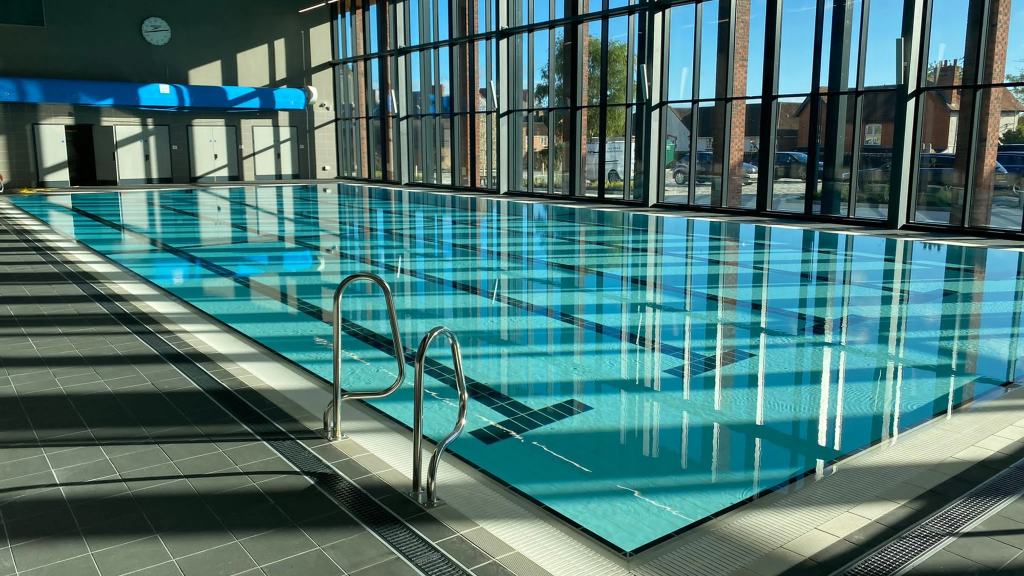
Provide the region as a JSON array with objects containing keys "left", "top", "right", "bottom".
[
  {"left": 837, "top": 458, "right": 1024, "bottom": 576},
  {"left": 1, "top": 211, "right": 474, "bottom": 576}
]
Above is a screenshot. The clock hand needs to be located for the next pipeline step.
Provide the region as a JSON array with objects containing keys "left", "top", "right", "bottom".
[{"left": 146, "top": 28, "right": 170, "bottom": 33}]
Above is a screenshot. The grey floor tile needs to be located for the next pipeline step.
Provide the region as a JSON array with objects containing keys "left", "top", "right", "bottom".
[
  {"left": 0, "top": 547, "right": 13, "bottom": 576},
  {"left": 44, "top": 446, "right": 109, "bottom": 471},
  {"left": 944, "top": 535, "right": 1023, "bottom": 569},
  {"left": 436, "top": 534, "right": 495, "bottom": 569},
  {"left": 120, "top": 561, "right": 184, "bottom": 576},
  {"left": 295, "top": 510, "right": 366, "bottom": 547},
  {"left": 158, "top": 439, "right": 220, "bottom": 462},
  {"left": 11, "top": 532, "right": 91, "bottom": 571},
  {"left": 92, "top": 535, "right": 173, "bottom": 576},
  {"left": 217, "top": 503, "right": 293, "bottom": 541},
  {"left": 0, "top": 455, "right": 54, "bottom": 481},
  {"left": 108, "top": 446, "right": 173, "bottom": 474},
  {"left": 80, "top": 513, "right": 157, "bottom": 552},
  {"left": 322, "top": 532, "right": 396, "bottom": 573},
  {"left": 468, "top": 560, "right": 519, "bottom": 576},
  {"left": 5, "top": 504, "right": 77, "bottom": 544},
  {"left": 972, "top": 514, "right": 1024, "bottom": 549},
  {"left": 239, "top": 527, "right": 317, "bottom": 565},
  {"left": 352, "top": 556, "right": 422, "bottom": 575},
  {"left": 222, "top": 443, "right": 276, "bottom": 467},
  {"left": 171, "top": 452, "right": 235, "bottom": 476},
  {"left": 405, "top": 512, "right": 456, "bottom": 542},
  {"left": 18, "top": 554, "right": 99, "bottom": 576},
  {"left": 261, "top": 549, "right": 344, "bottom": 576},
  {"left": 52, "top": 459, "right": 117, "bottom": 484},
  {"left": 912, "top": 549, "right": 990, "bottom": 575},
  {"left": 175, "top": 543, "right": 257, "bottom": 576},
  {"left": 70, "top": 491, "right": 142, "bottom": 528}
]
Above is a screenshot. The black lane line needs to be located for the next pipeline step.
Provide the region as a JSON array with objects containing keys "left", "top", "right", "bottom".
[
  {"left": 154, "top": 199, "right": 696, "bottom": 361},
  {"left": 320, "top": 187, "right": 907, "bottom": 291},
  {"left": 0, "top": 214, "right": 472, "bottom": 576},
  {"left": 223, "top": 189, "right": 837, "bottom": 340},
  {"left": 62, "top": 204, "right": 592, "bottom": 438},
  {"left": 237, "top": 188, "right": 860, "bottom": 333}
]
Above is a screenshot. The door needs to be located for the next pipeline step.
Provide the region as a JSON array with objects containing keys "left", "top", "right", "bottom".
[
  {"left": 253, "top": 126, "right": 299, "bottom": 180},
  {"left": 92, "top": 126, "right": 117, "bottom": 185},
  {"left": 34, "top": 125, "right": 70, "bottom": 187},
  {"left": 65, "top": 125, "right": 97, "bottom": 187},
  {"left": 189, "top": 126, "right": 239, "bottom": 182},
  {"left": 114, "top": 125, "right": 173, "bottom": 185}
]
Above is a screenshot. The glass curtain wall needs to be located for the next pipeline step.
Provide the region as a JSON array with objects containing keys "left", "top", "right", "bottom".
[
  {"left": 335, "top": 0, "right": 395, "bottom": 181},
  {"left": 911, "top": 0, "right": 1024, "bottom": 232},
  {"left": 329, "top": 0, "right": 1024, "bottom": 238},
  {"left": 659, "top": 0, "right": 765, "bottom": 209}
]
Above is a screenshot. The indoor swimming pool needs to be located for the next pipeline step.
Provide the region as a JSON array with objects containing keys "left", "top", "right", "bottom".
[{"left": 8, "top": 185, "right": 1024, "bottom": 554}]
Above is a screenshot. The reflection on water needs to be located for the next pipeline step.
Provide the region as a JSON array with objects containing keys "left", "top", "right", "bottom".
[{"left": 10, "top": 184, "right": 1024, "bottom": 553}]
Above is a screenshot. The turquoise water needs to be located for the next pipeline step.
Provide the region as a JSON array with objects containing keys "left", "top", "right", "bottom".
[{"left": 9, "top": 185, "right": 1024, "bottom": 553}]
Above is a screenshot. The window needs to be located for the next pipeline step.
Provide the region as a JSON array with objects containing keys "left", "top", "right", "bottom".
[{"left": 864, "top": 124, "right": 882, "bottom": 146}]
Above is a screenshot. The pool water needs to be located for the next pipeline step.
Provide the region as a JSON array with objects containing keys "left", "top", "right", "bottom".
[{"left": 9, "top": 185, "right": 1024, "bottom": 554}]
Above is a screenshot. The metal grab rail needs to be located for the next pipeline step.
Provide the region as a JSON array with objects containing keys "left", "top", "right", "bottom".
[
  {"left": 410, "top": 327, "right": 469, "bottom": 507},
  {"left": 322, "top": 273, "right": 406, "bottom": 441}
]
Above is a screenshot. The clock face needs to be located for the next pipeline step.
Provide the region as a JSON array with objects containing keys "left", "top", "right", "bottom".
[{"left": 141, "top": 17, "right": 171, "bottom": 46}]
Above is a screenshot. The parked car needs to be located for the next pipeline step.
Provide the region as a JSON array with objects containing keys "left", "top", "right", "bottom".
[
  {"left": 671, "top": 152, "right": 757, "bottom": 185},
  {"left": 996, "top": 153, "right": 1024, "bottom": 192},
  {"left": 842, "top": 153, "right": 1015, "bottom": 192},
  {"left": 744, "top": 151, "right": 825, "bottom": 180}
]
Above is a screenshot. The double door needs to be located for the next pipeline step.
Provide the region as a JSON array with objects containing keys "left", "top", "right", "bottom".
[
  {"left": 114, "top": 125, "right": 172, "bottom": 185},
  {"left": 253, "top": 126, "right": 299, "bottom": 180},
  {"left": 189, "top": 126, "right": 239, "bottom": 182}
]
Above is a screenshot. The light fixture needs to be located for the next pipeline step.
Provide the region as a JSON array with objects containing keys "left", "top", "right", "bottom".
[{"left": 298, "top": 2, "right": 327, "bottom": 13}]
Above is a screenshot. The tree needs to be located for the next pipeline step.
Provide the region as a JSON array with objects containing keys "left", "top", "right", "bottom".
[
  {"left": 534, "top": 34, "right": 633, "bottom": 140},
  {"left": 1001, "top": 126, "right": 1024, "bottom": 145}
]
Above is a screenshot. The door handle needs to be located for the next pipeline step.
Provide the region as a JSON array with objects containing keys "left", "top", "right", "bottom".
[{"left": 214, "top": 154, "right": 219, "bottom": 160}]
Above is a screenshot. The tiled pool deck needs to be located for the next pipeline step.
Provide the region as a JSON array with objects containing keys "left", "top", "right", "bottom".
[{"left": 6, "top": 189, "right": 1024, "bottom": 576}]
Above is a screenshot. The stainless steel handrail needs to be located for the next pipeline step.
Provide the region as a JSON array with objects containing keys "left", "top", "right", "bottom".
[
  {"left": 322, "top": 273, "right": 406, "bottom": 441},
  {"left": 410, "top": 326, "right": 469, "bottom": 507}
]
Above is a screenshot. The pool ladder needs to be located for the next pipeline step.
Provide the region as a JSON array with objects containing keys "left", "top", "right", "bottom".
[{"left": 322, "top": 273, "right": 468, "bottom": 507}]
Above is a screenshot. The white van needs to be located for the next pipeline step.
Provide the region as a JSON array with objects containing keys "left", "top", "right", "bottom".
[{"left": 586, "top": 138, "right": 634, "bottom": 183}]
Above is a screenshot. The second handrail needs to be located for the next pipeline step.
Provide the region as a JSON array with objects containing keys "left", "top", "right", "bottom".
[
  {"left": 322, "top": 272, "right": 406, "bottom": 441},
  {"left": 410, "top": 326, "right": 469, "bottom": 507}
]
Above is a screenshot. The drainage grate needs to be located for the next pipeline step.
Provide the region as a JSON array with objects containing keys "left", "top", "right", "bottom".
[
  {"left": 4, "top": 215, "right": 473, "bottom": 576},
  {"left": 840, "top": 459, "right": 1024, "bottom": 576}
]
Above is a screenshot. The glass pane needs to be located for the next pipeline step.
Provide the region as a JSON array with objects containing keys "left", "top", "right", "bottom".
[
  {"left": 530, "top": 115, "right": 550, "bottom": 193},
  {"left": 771, "top": 97, "right": 809, "bottom": 212},
  {"left": 607, "top": 17, "right": 630, "bottom": 105},
  {"left": 698, "top": 0, "right": 719, "bottom": 100},
  {"left": 697, "top": 102, "right": 724, "bottom": 206},
  {"left": 970, "top": 88, "right": 1023, "bottom": 230},
  {"left": 665, "top": 4, "right": 695, "bottom": 102},
  {"left": 552, "top": 109, "right": 571, "bottom": 194},
  {"left": 440, "top": 116, "right": 452, "bottom": 184},
  {"left": 604, "top": 108, "right": 628, "bottom": 199},
  {"left": 737, "top": 99, "right": 760, "bottom": 209},
  {"left": 914, "top": 89, "right": 968, "bottom": 225},
  {"left": 854, "top": 93, "right": 893, "bottom": 220},
  {"left": 532, "top": 30, "right": 549, "bottom": 107},
  {"left": 584, "top": 21, "right": 603, "bottom": 106},
  {"left": 779, "top": 0, "right": 816, "bottom": 94},
  {"left": 583, "top": 125, "right": 599, "bottom": 196},
  {"left": 815, "top": 93, "right": 854, "bottom": 216},
  {"left": 864, "top": 0, "right": 904, "bottom": 88},
  {"left": 513, "top": 110, "right": 528, "bottom": 191},
  {"left": 923, "top": 0, "right": 969, "bottom": 88},
  {"left": 663, "top": 104, "right": 692, "bottom": 204},
  {"left": 410, "top": 117, "right": 424, "bottom": 182},
  {"left": 745, "top": 0, "right": 768, "bottom": 97}
]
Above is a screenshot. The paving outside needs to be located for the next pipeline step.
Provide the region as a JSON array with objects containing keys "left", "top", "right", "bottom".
[{"left": 0, "top": 214, "right": 526, "bottom": 576}]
